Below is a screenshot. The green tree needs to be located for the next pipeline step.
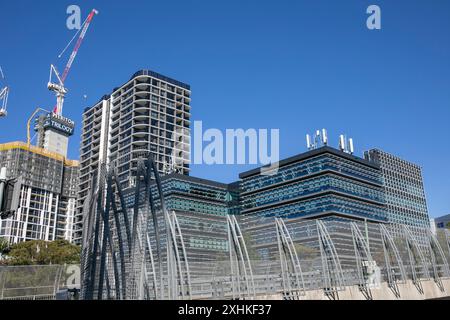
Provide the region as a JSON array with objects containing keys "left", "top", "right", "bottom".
[
  {"left": 0, "top": 237, "right": 11, "bottom": 261},
  {"left": 446, "top": 222, "right": 450, "bottom": 229},
  {"left": 7, "top": 240, "right": 81, "bottom": 266}
]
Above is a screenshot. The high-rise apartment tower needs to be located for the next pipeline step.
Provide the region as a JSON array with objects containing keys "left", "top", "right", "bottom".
[{"left": 74, "top": 70, "right": 191, "bottom": 244}]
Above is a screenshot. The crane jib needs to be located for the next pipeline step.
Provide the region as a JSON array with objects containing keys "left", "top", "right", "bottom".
[
  {"left": 49, "top": 8, "right": 98, "bottom": 116},
  {"left": 61, "top": 10, "right": 97, "bottom": 84}
]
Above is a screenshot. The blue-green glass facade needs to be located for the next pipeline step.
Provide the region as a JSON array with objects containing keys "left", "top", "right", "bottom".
[
  {"left": 239, "top": 146, "right": 387, "bottom": 224},
  {"left": 120, "top": 147, "right": 388, "bottom": 271}
]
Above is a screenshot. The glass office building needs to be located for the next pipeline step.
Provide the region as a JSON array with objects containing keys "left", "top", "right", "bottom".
[
  {"left": 237, "top": 146, "right": 387, "bottom": 260},
  {"left": 364, "top": 149, "right": 431, "bottom": 231},
  {"left": 239, "top": 146, "right": 387, "bottom": 224}
]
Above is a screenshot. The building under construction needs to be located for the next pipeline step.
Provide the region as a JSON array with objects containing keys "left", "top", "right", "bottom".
[
  {"left": 0, "top": 9, "right": 97, "bottom": 245},
  {"left": 0, "top": 142, "right": 78, "bottom": 243}
]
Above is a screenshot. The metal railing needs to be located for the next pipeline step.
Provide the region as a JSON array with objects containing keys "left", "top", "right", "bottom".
[{"left": 0, "top": 264, "right": 80, "bottom": 300}]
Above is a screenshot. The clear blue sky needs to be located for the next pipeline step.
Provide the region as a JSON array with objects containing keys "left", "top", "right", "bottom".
[{"left": 0, "top": 0, "right": 449, "bottom": 217}]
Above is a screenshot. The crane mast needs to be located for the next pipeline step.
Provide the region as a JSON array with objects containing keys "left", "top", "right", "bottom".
[
  {"left": 48, "top": 9, "right": 98, "bottom": 116},
  {"left": 0, "top": 66, "right": 8, "bottom": 118}
]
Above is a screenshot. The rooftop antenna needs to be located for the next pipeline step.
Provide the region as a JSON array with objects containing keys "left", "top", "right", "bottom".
[
  {"left": 339, "top": 134, "right": 354, "bottom": 155},
  {"left": 306, "top": 129, "right": 328, "bottom": 150}
]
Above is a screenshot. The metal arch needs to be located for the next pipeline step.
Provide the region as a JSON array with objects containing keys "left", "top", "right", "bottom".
[
  {"left": 350, "top": 222, "right": 374, "bottom": 299},
  {"left": 130, "top": 160, "right": 154, "bottom": 300},
  {"left": 138, "top": 159, "right": 154, "bottom": 300},
  {"left": 81, "top": 184, "right": 96, "bottom": 254},
  {"left": 112, "top": 173, "right": 132, "bottom": 255},
  {"left": 165, "top": 211, "right": 192, "bottom": 300},
  {"left": 109, "top": 178, "right": 127, "bottom": 299},
  {"left": 143, "top": 156, "right": 166, "bottom": 300},
  {"left": 227, "top": 216, "right": 239, "bottom": 298},
  {"left": 166, "top": 211, "right": 184, "bottom": 299},
  {"left": 145, "top": 233, "right": 158, "bottom": 299},
  {"left": 316, "top": 220, "right": 345, "bottom": 299},
  {"left": 227, "top": 215, "right": 256, "bottom": 300},
  {"left": 124, "top": 154, "right": 187, "bottom": 300},
  {"left": 232, "top": 215, "right": 256, "bottom": 298},
  {"left": 129, "top": 162, "right": 144, "bottom": 297},
  {"left": 426, "top": 237, "right": 443, "bottom": 292},
  {"left": 97, "top": 185, "right": 108, "bottom": 299},
  {"left": 88, "top": 178, "right": 103, "bottom": 300},
  {"left": 135, "top": 214, "right": 149, "bottom": 300},
  {"left": 80, "top": 181, "right": 97, "bottom": 300},
  {"left": 427, "top": 229, "right": 450, "bottom": 281},
  {"left": 97, "top": 165, "right": 118, "bottom": 300},
  {"left": 228, "top": 215, "right": 246, "bottom": 299},
  {"left": 379, "top": 224, "right": 407, "bottom": 298},
  {"left": 100, "top": 176, "right": 121, "bottom": 299},
  {"left": 275, "top": 218, "right": 305, "bottom": 299},
  {"left": 403, "top": 225, "right": 430, "bottom": 292},
  {"left": 275, "top": 219, "right": 293, "bottom": 298},
  {"left": 128, "top": 156, "right": 166, "bottom": 300},
  {"left": 446, "top": 229, "right": 450, "bottom": 260},
  {"left": 81, "top": 155, "right": 169, "bottom": 300},
  {"left": 80, "top": 175, "right": 101, "bottom": 300},
  {"left": 110, "top": 168, "right": 138, "bottom": 299},
  {"left": 276, "top": 219, "right": 293, "bottom": 298},
  {"left": 141, "top": 159, "right": 157, "bottom": 300},
  {"left": 171, "top": 211, "right": 192, "bottom": 299}
]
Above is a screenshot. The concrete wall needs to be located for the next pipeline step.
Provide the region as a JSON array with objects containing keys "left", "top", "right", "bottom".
[{"left": 258, "top": 279, "right": 450, "bottom": 300}]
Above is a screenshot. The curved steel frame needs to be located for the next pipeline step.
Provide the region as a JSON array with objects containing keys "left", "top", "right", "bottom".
[
  {"left": 316, "top": 220, "right": 345, "bottom": 299},
  {"left": 80, "top": 180, "right": 97, "bottom": 299},
  {"left": 81, "top": 155, "right": 192, "bottom": 300},
  {"left": 427, "top": 229, "right": 450, "bottom": 290},
  {"left": 403, "top": 225, "right": 430, "bottom": 294},
  {"left": 227, "top": 215, "right": 255, "bottom": 300},
  {"left": 446, "top": 229, "right": 450, "bottom": 259},
  {"left": 275, "top": 218, "right": 305, "bottom": 299},
  {"left": 379, "top": 224, "right": 406, "bottom": 298},
  {"left": 350, "top": 222, "right": 374, "bottom": 299},
  {"left": 166, "top": 210, "right": 192, "bottom": 300}
]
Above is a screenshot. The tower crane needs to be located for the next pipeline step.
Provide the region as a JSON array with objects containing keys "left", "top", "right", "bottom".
[
  {"left": 48, "top": 9, "right": 98, "bottom": 116},
  {"left": 0, "top": 66, "right": 9, "bottom": 118}
]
